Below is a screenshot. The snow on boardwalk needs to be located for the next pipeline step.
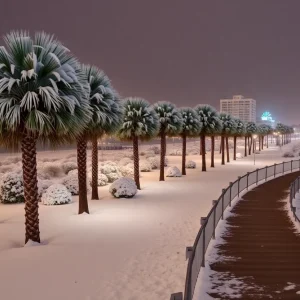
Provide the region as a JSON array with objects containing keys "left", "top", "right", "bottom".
[
  {"left": 198, "top": 172, "right": 300, "bottom": 299},
  {"left": 0, "top": 143, "right": 298, "bottom": 300}
]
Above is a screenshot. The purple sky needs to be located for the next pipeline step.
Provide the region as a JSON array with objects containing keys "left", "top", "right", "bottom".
[{"left": 2, "top": 0, "right": 300, "bottom": 124}]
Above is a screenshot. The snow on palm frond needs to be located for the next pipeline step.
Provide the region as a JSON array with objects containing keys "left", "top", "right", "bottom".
[
  {"left": 276, "top": 123, "right": 292, "bottom": 134},
  {"left": 257, "top": 124, "right": 270, "bottom": 136},
  {"left": 153, "top": 101, "right": 183, "bottom": 136},
  {"left": 233, "top": 118, "right": 246, "bottom": 136},
  {"left": 117, "top": 97, "right": 159, "bottom": 140},
  {"left": 245, "top": 122, "right": 257, "bottom": 135},
  {"left": 82, "top": 65, "right": 123, "bottom": 137},
  {"left": 219, "top": 113, "right": 237, "bottom": 135},
  {"left": 0, "top": 31, "right": 92, "bottom": 145},
  {"left": 179, "top": 107, "right": 201, "bottom": 137},
  {"left": 194, "top": 104, "right": 222, "bottom": 136}
]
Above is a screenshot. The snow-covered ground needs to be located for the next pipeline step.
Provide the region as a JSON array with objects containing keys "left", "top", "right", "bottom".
[{"left": 0, "top": 139, "right": 298, "bottom": 300}]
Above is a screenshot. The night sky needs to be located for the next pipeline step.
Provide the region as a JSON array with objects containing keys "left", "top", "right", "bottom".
[{"left": 1, "top": 0, "right": 300, "bottom": 124}]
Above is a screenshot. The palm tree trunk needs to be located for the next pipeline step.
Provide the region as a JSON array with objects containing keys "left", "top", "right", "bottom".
[
  {"left": 159, "top": 132, "right": 166, "bottom": 181},
  {"left": 259, "top": 137, "right": 261, "bottom": 151},
  {"left": 91, "top": 137, "right": 99, "bottom": 200},
  {"left": 233, "top": 136, "right": 237, "bottom": 160},
  {"left": 261, "top": 136, "right": 264, "bottom": 150},
  {"left": 22, "top": 132, "right": 40, "bottom": 244},
  {"left": 200, "top": 137, "right": 202, "bottom": 155},
  {"left": 249, "top": 137, "right": 252, "bottom": 155},
  {"left": 77, "top": 136, "right": 89, "bottom": 214},
  {"left": 252, "top": 137, "right": 255, "bottom": 153},
  {"left": 219, "top": 139, "right": 222, "bottom": 154},
  {"left": 182, "top": 134, "right": 187, "bottom": 175},
  {"left": 133, "top": 136, "right": 141, "bottom": 189},
  {"left": 244, "top": 136, "right": 247, "bottom": 157},
  {"left": 211, "top": 136, "right": 215, "bottom": 167},
  {"left": 267, "top": 135, "right": 269, "bottom": 148},
  {"left": 201, "top": 134, "right": 206, "bottom": 171},
  {"left": 221, "top": 135, "right": 225, "bottom": 165},
  {"left": 226, "top": 137, "right": 230, "bottom": 163}
]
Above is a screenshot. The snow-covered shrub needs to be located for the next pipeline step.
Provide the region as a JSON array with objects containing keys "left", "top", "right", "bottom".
[
  {"left": 41, "top": 184, "right": 72, "bottom": 205},
  {"left": 166, "top": 166, "right": 182, "bottom": 177},
  {"left": 40, "top": 157, "right": 59, "bottom": 163},
  {"left": 65, "top": 153, "right": 77, "bottom": 159},
  {"left": 2, "top": 156, "right": 21, "bottom": 165},
  {"left": 37, "top": 170, "right": 51, "bottom": 180},
  {"left": 106, "top": 172, "right": 121, "bottom": 183},
  {"left": 187, "top": 149, "right": 199, "bottom": 155},
  {"left": 62, "top": 162, "right": 77, "bottom": 174},
  {"left": 168, "top": 150, "right": 182, "bottom": 156},
  {"left": 123, "top": 151, "right": 134, "bottom": 160},
  {"left": 61, "top": 175, "right": 79, "bottom": 195},
  {"left": 118, "top": 157, "right": 133, "bottom": 167},
  {"left": 140, "top": 160, "right": 152, "bottom": 172},
  {"left": 89, "top": 173, "right": 108, "bottom": 187},
  {"left": 109, "top": 177, "right": 137, "bottom": 198},
  {"left": 99, "top": 161, "right": 120, "bottom": 175},
  {"left": 164, "top": 157, "right": 169, "bottom": 167},
  {"left": 148, "top": 146, "right": 160, "bottom": 154},
  {"left": 38, "top": 180, "right": 54, "bottom": 199},
  {"left": 0, "top": 172, "right": 24, "bottom": 203},
  {"left": 236, "top": 153, "right": 244, "bottom": 159},
  {"left": 120, "top": 164, "right": 135, "bottom": 178},
  {"left": 145, "top": 150, "right": 156, "bottom": 158},
  {"left": 283, "top": 151, "right": 295, "bottom": 158},
  {"left": 140, "top": 151, "right": 146, "bottom": 156},
  {"left": 147, "top": 156, "right": 159, "bottom": 169},
  {"left": 68, "top": 169, "right": 78, "bottom": 176},
  {"left": 41, "top": 162, "right": 64, "bottom": 178},
  {"left": 186, "top": 161, "right": 196, "bottom": 169},
  {"left": 0, "top": 165, "right": 13, "bottom": 174}
]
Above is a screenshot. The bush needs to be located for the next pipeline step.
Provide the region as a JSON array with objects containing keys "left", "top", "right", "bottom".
[
  {"left": 0, "top": 172, "right": 24, "bottom": 203},
  {"left": 140, "top": 160, "right": 152, "bottom": 172},
  {"left": 41, "top": 162, "right": 64, "bottom": 178},
  {"left": 186, "top": 161, "right": 196, "bottom": 169},
  {"left": 236, "top": 153, "right": 244, "bottom": 159},
  {"left": 62, "top": 162, "right": 77, "bottom": 174},
  {"left": 109, "top": 177, "right": 137, "bottom": 198},
  {"left": 166, "top": 166, "right": 182, "bottom": 177},
  {"left": 148, "top": 146, "right": 160, "bottom": 154},
  {"left": 147, "top": 157, "right": 159, "bottom": 169},
  {"left": 120, "top": 164, "right": 135, "bottom": 178},
  {"left": 2, "top": 156, "right": 22, "bottom": 165},
  {"left": 283, "top": 151, "right": 295, "bottom": 158},
  {"left": 168, "top": 150, "right": 182, "bottom": 156},
  {"left": 38, "top": 180, "right": 54, "bottom": 199},
  {"left": 187, "top": 149, "right": 199, "bottom": 155},
  {"left": 61, "top": 175, "right": 79, "bottom": 195},
  {"left": 118, "top": 157, "right": 133, "bottom": 167},
  {"left": 0, "top": 165, "right": 14, "bottom": 174},
  {"left": 65, "top": 153, "right": 77, "bottom": 159},
  {"left": 40, "top": 157, "right": 59, "bottom": 163},
  {"left": 68, "top": 169, "right": 78, "bottom": 176},
  {"left": 106, "top": 172, "right": 121, "bottom": 183},
  {"left": 41, "top": 184, "right": 72, "bottom": 205},
  {"left": 123, "top": 151, "right": 134, "bottom": 160},
  {"left": 89, "top": 173, "right": 108, "bottom": 187},
  {"left": 145, "top": 150, "right": 156, "bottom": 158},
  {"left": 99, "top": 161, "right": 120, "bottom": 175},
  {"left": 164, "top": 157, "right": 169, "bottom": 167}
]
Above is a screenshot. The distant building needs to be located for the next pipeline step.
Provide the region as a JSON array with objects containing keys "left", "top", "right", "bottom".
[
  {"left": 220, "top": 95, "right": 256, "bottom": 123},
  {"left": 256, "top": 111, "right": 276, "bottom": 128}
]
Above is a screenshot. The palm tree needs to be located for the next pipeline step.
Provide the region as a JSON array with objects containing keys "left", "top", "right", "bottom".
[
  {"left": 82, "top": 65, "right": 122, "bottom": 204},
  {"left": 117, "top": 97, "right": 158, "bottom": 189},
  {"left": 233, "top": 118, "right": 245, "bottom": 160},
  {"left": 195, "top": 105, "right": 222, "bottom": 171},
  {"left": 0, "top": 31, "right": 91, "bottom": 243},
  {"left": 219, "top": 113, "right": 236, "bottom": 165},
  {"left": 179, "top": 108, "right": 201, "bottom": 175},
  {"left": 154, "top": 102, "right": 182, "bottom": 181},
  {"left": 246, "top": 122, "right": 257, "bottom": 155}
]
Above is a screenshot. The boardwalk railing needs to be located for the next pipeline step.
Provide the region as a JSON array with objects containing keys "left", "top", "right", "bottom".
[
  {"left": 171, "top": 159, "right": 300, "bottom": 300},
  {"left": 289, "top": 177, "right": 300, "bottom": 223}
]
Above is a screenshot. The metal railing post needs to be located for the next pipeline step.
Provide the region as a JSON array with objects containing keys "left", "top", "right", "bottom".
[
  {"left": 283, "top": 162, "right": 285, "bottom": 174},
  {"left": 202, "top": 230, "right": 205, "bottom": 267},
  {"left": 212, "top": 200, "right": 217, "bottom": 239},
  {"left": 247, "top": 172, "right": 249, "bottom": 190},
  {"left": 274, "top": 163, "right": 276, "bottom": 177},
  {"left": 291, "top": 160, "right": 293, "bottom": 171},
  {"left": 256, "top": 169, "right": 259, "bottom": 185},
  {"left": 229, "top": 183, "right": 232, "bottom": 207},
  {"left": 238, "top": 177, "right": 241, "bottom": 197},
  {"left": 265, "top": 166, "right": 267, "bottom": 181},
  {"left": 221, "top": 189, "right": 225, "bottom": 219}
]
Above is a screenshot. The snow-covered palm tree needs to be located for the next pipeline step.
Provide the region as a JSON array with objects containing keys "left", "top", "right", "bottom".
[
  {"left": 195, "top": 105, "right": 222, "bottom": 171},
  {"left": 117, "top": 97, "right": 159, "bottom": 189},
  {"left": 233, "top": 118, "right": 245, "bottom": 160},
  {"left": 257, "top": 124, "right": 269, "bottom": 151},
  {"left": 219, "top": 113, "right": 237, "bottom": 165},
  {"left": 82, "top": 65, "right": 122, "bottom": 205},
  {"left": 0, "top": 31, "right": 92, "bottom": 243},
  {"left": 179, "top": 108, "right": 201, "bottom": 175},
  {"left": 245, "top": 122, "right": 257, "bottom": 155},
  {"left": 154, "top": 102, "right": 182, "bottom": 181},
  {"left": 264, "top": 124, "right": 273, "bottom": 148}
]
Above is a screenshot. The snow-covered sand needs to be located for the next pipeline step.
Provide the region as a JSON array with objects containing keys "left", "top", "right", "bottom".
[{"left": 0, "top": 140, "right": 298, "bottom": 300}]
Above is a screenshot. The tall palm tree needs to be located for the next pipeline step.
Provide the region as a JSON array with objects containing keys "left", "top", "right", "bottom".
[
  {"left": 233, "top": 118, "right": 245, "bottom": 160},
  {"left": 81, "top": 65, "right": 122, "bottom": 205},
  {"left": 117, "top": 97, "right": 158, "bottom": 189},
  {"left": 0, "top": 31, "right": 91, "bottom": 243},
  {"left": 179, "top": 108, "right": 201, "bottom": 175},
  {"left": 246, "top": 122, "right": 257, "bottom": 155},
  {"left": 195, "top": 105, "right": 222, "bottom": 171},
  {"left": 219, "top": 113, "right": 236, "bottom": 165},
  {"left": 154, "top": 102, "right": 182, "bottom": 181}
]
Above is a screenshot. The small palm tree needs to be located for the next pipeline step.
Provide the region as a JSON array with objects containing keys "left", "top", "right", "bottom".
[
  {"left": 195, "top": 105, "right": 222, "bottom": 171},
  {"left": 233, "top": 118, "right": 245, "bottom": 160},
  {"left": 257, "top": 124, "right": 268, "bottom": 151},
  {"left": 154, "top": 102, "right": 182, "bottom": 181},
  {"left": 82, "top": 65, "right": 122, "bottom": 205},
  {"left": 118, "top": 97, "right": 158, "bottom": 189},
  {"left": 219, "top": 113, "right": 236, "bottom": 165},
  {"left": 0, "top": 31, "right": 91, "bottom": 243},
  {"left": 245, "top": 122, "right": 257, "bottom": 155},
  {"left": 264, "top": 125, "right": 273, "bottom": 148},
  {"left": 179, "top": 108, "right": 201, "bottom": 175}
]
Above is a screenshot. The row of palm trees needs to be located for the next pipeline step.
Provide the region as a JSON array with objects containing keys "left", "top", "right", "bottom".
[{"left": 0, "top": 31, "right": 293, "bottom": 244}]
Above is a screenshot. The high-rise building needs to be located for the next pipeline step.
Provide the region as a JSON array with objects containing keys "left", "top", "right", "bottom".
[{"left": 220, "top": 95, "right": 256, "bottom": 123}]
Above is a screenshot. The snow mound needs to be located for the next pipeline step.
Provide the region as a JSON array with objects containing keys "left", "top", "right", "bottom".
[
  {"left": 89, "top": 173, "right": 108, "bottom": 187},
  {"left": 0, "top": 172, "right": 24, "bottom": 203},
  {"left": 166, "top": 166, "right": 182, "bottom": 177},
  {"left": 68, "top": 169, "right": 78, "bottom": 176},
  {"left": 109, "top": 177, "right": 137, "bottom": 198},
  {"left": 38, "top": 180, "right": 54, "bottom": 199},
  {"left": 61, "top": 175, "right": 79, "bottom": 195},
  {"left": 107, "top": 172, "right": 121, "bottom": 183},
  {"left": 140, "top": 160, "right": 152, "bottom": 172},
  {"left": 236, "top": 152, "right": 244, "bottom": 159},
  {"left": 99, "top": 161, "right": 120, "bottom": 175},
  {"left": 147, "top": 157, "right": 159, "bottom": 169},
  {"left": 41, "top": 184, "right": 72, "bottom": 205},
  {"left": 62, "top": 162, "right": 77, "bottom": 174},
  {"left": 118, "top": 157, "right": 133, "bottom": 167},
  {"left": 186, "top": 160, "right": 196, "bottom": 169},
  {"left": 283, "top": 151, "right": 295, "bottom": 158},
  {"left": 41, "top": 162, "right": 64, "bottom": 178},
  {"left": 120, "top": 164, "right": 135, "bottom": 178}
]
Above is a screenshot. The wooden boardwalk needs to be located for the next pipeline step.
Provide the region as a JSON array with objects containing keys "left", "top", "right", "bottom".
[{"left": 209, "top": 172, "right": 300, "bottom": 300}]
